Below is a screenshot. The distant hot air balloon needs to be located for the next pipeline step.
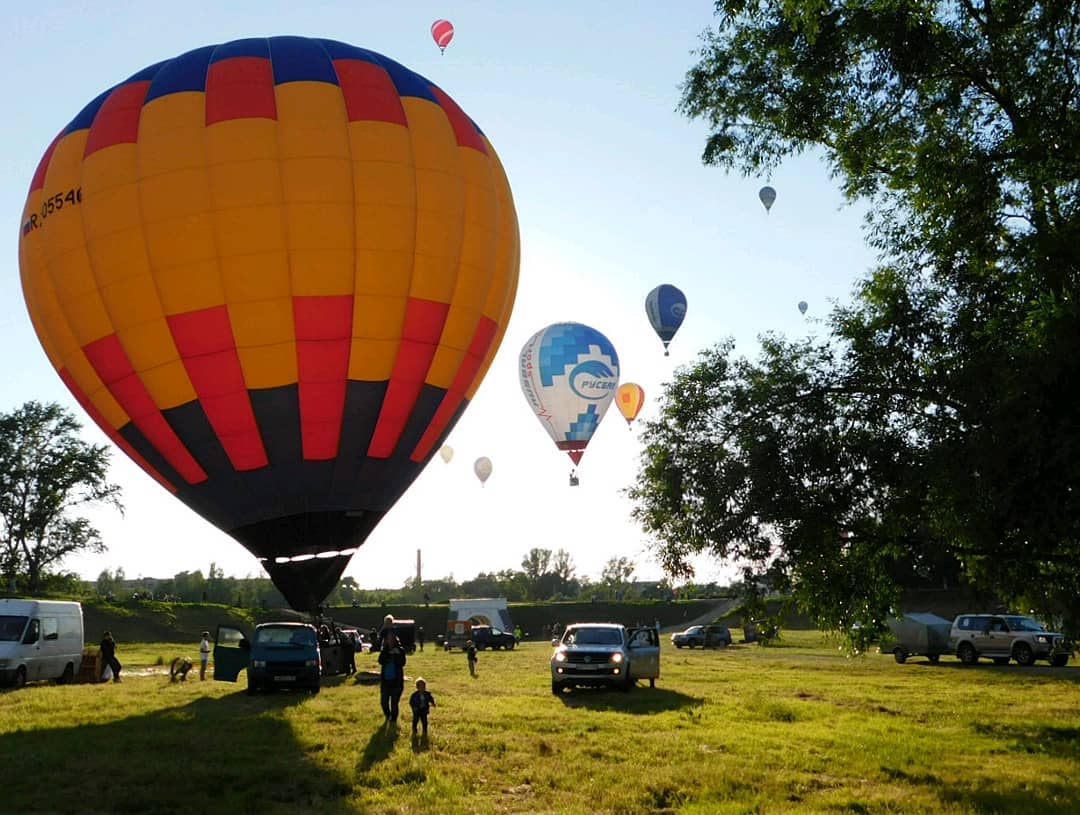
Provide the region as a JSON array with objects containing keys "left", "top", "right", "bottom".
[
  {"left": 519, "top": 323, "right": 619, "bottom": 474},
  {"left": 616, "top": 383, "right": 645, "bottom": 428},
  {"left": 431, "top": 20, "right": 454, "bottom": 54},
  {"left": 18, "top": 36, "right": 520, "bottom": 612},
  {"left": 798, "top": 300, "right": 809, "bottom": 315},
  {"left": 439, "top": 445, "right": 454, "bottom": 464},
  {"left": 759, "top": 185, "right": 777, "bottom": 213},
  {"left": 474, "top": 456, "right": 492, "bottom": 486},
  {"left": 645, "top": 284, "right": 687, "bottom": 356}
]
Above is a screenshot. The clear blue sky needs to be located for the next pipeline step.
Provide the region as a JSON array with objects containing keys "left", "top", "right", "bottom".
[{"left": 0, "top": 2, "right": 875, "bottom": 589}]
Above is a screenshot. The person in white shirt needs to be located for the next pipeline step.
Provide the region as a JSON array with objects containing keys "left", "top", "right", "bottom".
[{"left": 199, "top": 631, "right": 211, "bottom": 681}]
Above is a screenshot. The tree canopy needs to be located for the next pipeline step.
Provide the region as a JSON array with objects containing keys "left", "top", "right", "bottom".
[
  {"left": 0, "top": 401, "right": 122, "bottom": 593},
  {"left": 630, "top": 0, "right": 1080, "bottom": 643}
]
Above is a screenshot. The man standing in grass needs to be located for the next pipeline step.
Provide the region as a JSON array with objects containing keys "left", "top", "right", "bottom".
[
  {"left": 199, "top": 631, "right": 211, "bottom": 680},
  {"left": 100, "top": 631, "right": 121, "bottom": 682}
]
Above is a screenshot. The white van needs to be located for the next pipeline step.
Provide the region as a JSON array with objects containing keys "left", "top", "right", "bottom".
[{"left": 0, "top": 599, "right": 84, "bottom": 688}]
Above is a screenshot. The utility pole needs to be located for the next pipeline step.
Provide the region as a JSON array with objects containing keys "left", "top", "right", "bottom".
[{"left": 416, "top": 548, "right": 422, "bottom": 589}]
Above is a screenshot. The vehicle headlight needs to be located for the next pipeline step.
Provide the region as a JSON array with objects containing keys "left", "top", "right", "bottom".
[
  {"left": 610, "top": 653, "right": 624, "bottom": 664},
  {"left": 554, "top": 652, "right": 567, "bottom": 663},
  {"left": 252, "top": 660, "right": 266, "bottom": 668},
  {"left": 1036, "top": 636, "right": 1048, "bottom": 644}
]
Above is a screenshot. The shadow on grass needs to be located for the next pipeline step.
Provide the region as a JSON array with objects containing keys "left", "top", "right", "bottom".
[
  {"left": 0, "top": 690, "right": 361, "bottom": 815},
  {"left": 554, "top": 685, "right": 698, "bottom": 713},
  {"left": 912, "top": 661, "right": 1080, "bottom": 682},
  {"left": 883, "top": 762, "right": 1080, "bottom": 814},
  {"left": 971, "top": 722, "right": 1080, "bottom": 761},
  {"left": 358, "top": 720, "right": 400, "bottom": 770}
]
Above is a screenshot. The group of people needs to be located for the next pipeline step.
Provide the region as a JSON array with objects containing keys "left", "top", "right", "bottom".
[{"left": 100, "top": 630, "right": 213, "bottom": 684}]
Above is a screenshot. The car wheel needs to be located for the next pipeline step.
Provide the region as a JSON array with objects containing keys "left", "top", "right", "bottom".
[
  {"left": 958, "top": 642, "right": 978, "bottom": 665},
  {"left": 12, "top": 666, "right": 27, "bottom": 689},
  {"left": 927, "top": 654, "right": 940, "bottom": 664},
  {"left": 1013, "top": 642, "right": 1035, "bottom": 666},
  {"left": 57, "top": 663, "right": 75, "bottom": 685},
  {"left": 993, "top": 657, "right": 1010, "bottom": 665},
  {"left": 309, "top": 686, "right": 320, "bottom": 695},
  {"left": 675, "top": 643, "right": 683, "bottom": 649},
  {"left": 507, "top": 641, "right": 515, "bottom": 650},
  {"left": 893, "top": 648, "right": 907, "bottom": 664},
  {"left": 246, "top": 683, "right": 259, "bottom": 695},
  {"left": 1050, "top": 654, "right": 1069, "bottom": 667},
  {"left": 551, "top": 680, "right": 563, "bottom": 695}
]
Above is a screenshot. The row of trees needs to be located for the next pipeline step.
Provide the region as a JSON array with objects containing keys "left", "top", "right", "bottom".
[
  {"left": 91, "top": 549, "right": 659, "bottom": 608},
  {"left": 630, "top": 0, "right": 1080, "bottom": 645}
]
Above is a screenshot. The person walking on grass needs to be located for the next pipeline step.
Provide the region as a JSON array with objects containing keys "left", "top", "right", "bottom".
[
  {"left": 100, "top": 631, "right": 122, "bottom": 682},
  {"left": 199, "top": 631, "right": 211, "bottom": 680},
  {"left": 465, "top": 639, "right": 478, "bottom": 678},
  {"left": 378, "top": 631, "right": 407, "bottom": 724},
  {"left": 409, "top": 677, "right": 436, "bottom": 738}
]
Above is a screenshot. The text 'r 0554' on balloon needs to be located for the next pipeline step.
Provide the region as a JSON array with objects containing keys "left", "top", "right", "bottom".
[{"left": 22, "top": 187, "right": 82, "bottom": 235}]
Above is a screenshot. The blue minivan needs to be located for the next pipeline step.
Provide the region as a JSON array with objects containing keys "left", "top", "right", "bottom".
[{"left": 214, "top": 622, "right": 321, "bottom": 694}]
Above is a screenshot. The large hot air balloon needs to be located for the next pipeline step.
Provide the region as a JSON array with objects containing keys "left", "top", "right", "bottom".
[
  {"left": 759, "top": 185, "right": 777, "bottom": 212},
  {"left": 519, "top": 322, "right": 619, "bottom": 471},
  {"left": 616, "top": 383, "right": 645, "bottom": 428},
  {"left": 431, "top": 20, "right": 454, "bottom": 54},
  {"left": 645, "top": 284, "right": 687, "bottom": 356},
  {"left": 18, "top": 37, "right": 519, "bottom": 612},
  {"left": 439, "top": 445, "right": 454, "bottom": 464},
  {"left": 798, "top": 300, "right": 808, "bottom": 315},
  {"left": 473, "top": 456, "right": 492, "bottom": 486}
]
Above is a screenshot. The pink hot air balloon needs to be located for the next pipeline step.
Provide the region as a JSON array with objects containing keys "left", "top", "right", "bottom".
[{"left": 431, "top": 20, "right": 455, "bottom": 54}]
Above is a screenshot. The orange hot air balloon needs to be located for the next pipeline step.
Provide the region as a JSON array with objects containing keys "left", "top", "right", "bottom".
[
  {"left": 18, "top": 37, "right": 519, "bottom": 612},
  {"left": 616, "top": 383, "right": 645, "bottom": 427},
  {"left": 431, "top": 20, "right": 454, "bottom": 54}
]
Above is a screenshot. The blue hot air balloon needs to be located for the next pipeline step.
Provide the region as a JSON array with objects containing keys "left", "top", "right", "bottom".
[
  {"left": 519, "top": 322, "right": 620, "bottom": 471},
  {"left": 645, "top": 285, "right": 687, "bottom": 356}
]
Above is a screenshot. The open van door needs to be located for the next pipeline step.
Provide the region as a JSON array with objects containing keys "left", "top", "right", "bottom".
[{"left": 213, "top": 625, "right": 249, "bottom": 682}]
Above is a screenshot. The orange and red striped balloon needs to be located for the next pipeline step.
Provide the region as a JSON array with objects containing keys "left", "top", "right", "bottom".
[{"left": 18, "top": 37, "right": 519, "bottom": 610}]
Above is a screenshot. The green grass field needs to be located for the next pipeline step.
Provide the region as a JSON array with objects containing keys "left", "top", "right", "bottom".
[{"left": 1, "top": 630, "right": 1076, "bottom": 814}]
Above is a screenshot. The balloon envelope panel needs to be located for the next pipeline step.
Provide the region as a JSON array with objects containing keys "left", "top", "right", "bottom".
[
  {"left": 18, "top": 37, "right": 519, "bottom": 611},
  {"left": 518, "top": 322, "right": 619, "bottom": 465}
]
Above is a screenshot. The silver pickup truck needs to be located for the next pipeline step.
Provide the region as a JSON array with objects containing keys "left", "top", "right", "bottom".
[{"left": 550, "top": 622, "right": 660, "bottom": 694}]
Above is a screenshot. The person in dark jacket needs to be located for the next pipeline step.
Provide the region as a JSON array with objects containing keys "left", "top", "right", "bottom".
[
  {"left": 465, "top": 639, "right": 478, "bottom": 678},
  {"left": 100, "top": 631, "right": 122, "bottom": 682},
  {"left": 408, "top": 677, "right": 436, "bottom": 737},
  {"left": 378, "top": 632, "right": 407, "bottom": 723}
]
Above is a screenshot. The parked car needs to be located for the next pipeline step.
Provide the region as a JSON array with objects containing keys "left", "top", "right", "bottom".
[
  {"left": 470, "top": 624, "right": 517, "bottom": 650},
  {"left": 950, "top": 614, "right": 1071, "bottom": 667},
  {"left": 550, "top": 623, "right": 660, "bottom": 694},
  {"left": 214, "top": 621, "right": 322, "bottom": 694},
  {"left": 670, "top": 624, "right": 732, "bottom": 648}
]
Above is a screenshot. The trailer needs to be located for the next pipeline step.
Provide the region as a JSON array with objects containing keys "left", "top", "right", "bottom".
[{"left": 886, "top": 612, "right": 953, "bottom": 664}]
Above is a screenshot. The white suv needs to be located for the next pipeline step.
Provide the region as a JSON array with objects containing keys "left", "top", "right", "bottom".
[
  {"left": 950, "top": 614, "right": 1070, "bottom": 667},
  {"left": 550, "top": 623, "right": 660, "bottom": 693}
]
